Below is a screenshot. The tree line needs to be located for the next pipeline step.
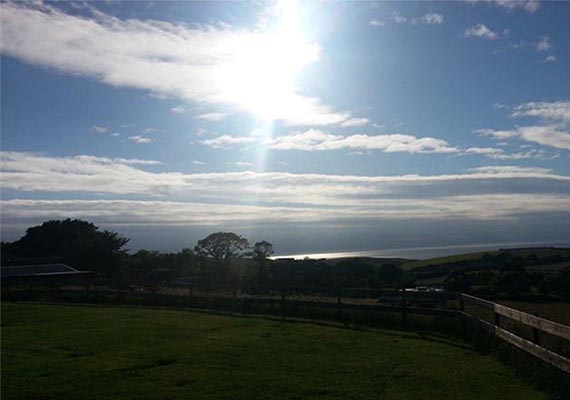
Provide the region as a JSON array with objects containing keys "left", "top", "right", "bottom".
[{"left": 0, "top": 219, "right": 409, "bottom": 291}]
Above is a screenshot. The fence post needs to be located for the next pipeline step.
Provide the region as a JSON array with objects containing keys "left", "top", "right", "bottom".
[
  {"left": 401, "top": 289, "right": 407, "bottom": 327},
  {"left": 494, "top": 309, "right": 500, "bottom": 328},
  {"left": 336, "top": 288, "right": 342, "bottom": 321},
  {"left": 281, "top": 290, "right": 286, "bottom": 321},
  {"left": 532, "top": 312, "right": 540, "bottom": 345},
  {"left": 459, "top": 294, "right": 465, "bottom": 312}
]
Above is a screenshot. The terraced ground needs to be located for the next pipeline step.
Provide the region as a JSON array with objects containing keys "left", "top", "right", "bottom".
[{"left": 1, "top": 303, "right": 548, "bottom": 400}]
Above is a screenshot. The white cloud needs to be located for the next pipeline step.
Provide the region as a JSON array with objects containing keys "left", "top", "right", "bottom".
[
  {"left": 536, "top": 36, "right": 552, "bottom": 51},
  {"left": 1, "top": 193, "right": 568, "bottom": 227},
  {"left": 91, "top": 126, "right": 108, "bottom": 134},
  {"left": 195, "top": 112, "right": 229, "bottom": 121},
  {"left": 545, "top": 55, "right": 557, "bottom": 63},
  {"left": 228, "top": 161, "right": 253, "bottom": 168},
  {"left": 0, "top": 2, "right": 366, "bottom": 127},
  {"left": 369, "top": 20, "right": 385, "bottom": 27},
  {"left": 465, "top": 147, "right": 558, "bottom": 160},
  {"left": 478, "top": 125, "right": 570, "bottom": 150},
  {"left": 392, "top": 12, "right": 407, "bottom": 24},
  {"left": 420, "top": 13, "right": 444, "bottom": 25},
  {"left": 192, "top": 160, "right": 206, "bottom": 165},
  {"left": 170, "top": 105, "right": 186, "bottom": 114},
  {"left": 111, "top": 132, "right": 121, "bottom": 137},
  {"left": 2, "top": 151, "right": 568, "bottom": 210},
  {"left": 201, "top": 135, "right": 257, "bottom": 149},
  {"left": 465, "top": 24, "right": 498, "bottom": 40},
  {"left": 478, "top": 100, "right": 570, "bottom": 150},
  {"left": 128, "top": 135, "right": 153, "bottom": 144},
  {"left": 467, "top": 0, "right": 540, "bottom": 13},
  {"left": 390, "top": 12, "right": 444, "bottom": 26},
  {"left": 511, "top": 101, "right": 570, "bottom": 123},
  {"left": 202, "top": 129, "right": 459, "bottom": 153}
]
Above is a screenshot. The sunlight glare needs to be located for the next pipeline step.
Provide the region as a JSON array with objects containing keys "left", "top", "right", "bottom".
[{"left": 219, "top": 0, "right": 319, "bottom": 120}]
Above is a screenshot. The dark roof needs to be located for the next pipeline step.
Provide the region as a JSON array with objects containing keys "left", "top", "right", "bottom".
[{"left": 1, "top": 264, "right": 91, "bottom": 278}]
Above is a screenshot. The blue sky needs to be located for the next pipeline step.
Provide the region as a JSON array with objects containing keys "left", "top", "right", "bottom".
[{"left": 1, "top": 0, "right": 569, "bottom": 255}]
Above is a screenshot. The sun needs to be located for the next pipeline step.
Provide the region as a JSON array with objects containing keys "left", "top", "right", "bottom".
[{"left": 218, "top": 0, "right": 319, "bottom": 121}]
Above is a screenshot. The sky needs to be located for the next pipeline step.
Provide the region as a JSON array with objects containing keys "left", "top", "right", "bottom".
[{"left": 1, "top": 0, "right": 569, "bottom": 256}]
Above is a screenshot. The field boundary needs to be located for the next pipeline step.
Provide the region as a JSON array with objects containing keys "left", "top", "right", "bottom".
[{"left": 3, "top": 284, "right": 569, "bottom": 374}]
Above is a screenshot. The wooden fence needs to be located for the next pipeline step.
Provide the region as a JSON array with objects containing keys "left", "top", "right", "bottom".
[
  {"left": 3, "top": 282, "right": 569, "bottom": 374},
  {"left": 459, "top": 293, "right": 570, "bottom": 374}
]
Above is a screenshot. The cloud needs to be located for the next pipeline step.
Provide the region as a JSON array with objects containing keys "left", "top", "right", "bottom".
[
  {"left": 195, "top": 112, "right": 229, "bottom": 121},
  {"left": 467, "top": 0, "right": 540, "bottom": 13},
  {"left": 192, "top": 160, "right": 206, "bottom": 165},
  {"left": 478, "top": 125, "right": 570, "bottom": 150},
  {"left": 2, "top": 152, "right": 568, "bottom": 209},
  {"left": 369, "top": 20, "right": 385, "bottom": 27},
  {"left": 545, "top": 55, "right": 557, "bottom": 63},
  {"left": 478, "top": 100, "right": 570, "bottom": 150},
  {"left": 201, "top": 135, "right": 257, "bottom": 149},
  {"left": 170, "top": 105, "right": 186, "bottom": 114},
  {"left": 0, "top": 2, "right": 366, "bottom": 127},
  {"left": 390, "top": 12, "right": 444, "bottom": 26},
  {"left": 128, "top": 135, "right": 153, "bottom": 144},
  {"left": 465, "top": 24, "right": 498, "bottom": 40},
  {"left": 420, "top": 13, "right": 444, "bottom": 25},
  {"left": 202, "top": 129, "right": 459, "bottom": 153},
  {"left": 2, "top": 192, "right": 569, "bottom": 229},
  {"left": 228, "top": 161, "right": 253, "bottom": 168},
  {"left": 91, "top": 126, "right": 108, "bottom": 134},
  {"left": 511, "top": 101, "right": 570, "bottom": 123},
  {"left": 392, "top": 12, "right": 407, "bottom": 24},
  {"left": 536, "top": 36, "right": 552, "bottom": 51},
  {"left": 464, "top": 147, "right": 558, "bottom": 160}
]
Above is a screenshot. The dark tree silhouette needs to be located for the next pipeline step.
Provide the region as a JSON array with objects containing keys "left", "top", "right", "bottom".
[
  {"left": 195, "top": 232, "right": 250, "bottom": 263},
  {"left": 5, "top": 219, "right": 129, "bottom": 276}
]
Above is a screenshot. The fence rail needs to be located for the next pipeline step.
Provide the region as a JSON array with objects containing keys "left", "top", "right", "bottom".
[
  {"left": 461, "top": 293, "right": 570, "bottom": 374},
  {"left": 3, "top": 282, "right": 569, "bottom": 374}
]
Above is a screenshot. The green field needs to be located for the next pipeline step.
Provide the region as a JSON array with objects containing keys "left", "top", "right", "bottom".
[
  {"left": 1, "top": 303, "right": 549, "bottom": 400},
  {"left": 401, "top": 247, "right": 570, "bottom": 270}
]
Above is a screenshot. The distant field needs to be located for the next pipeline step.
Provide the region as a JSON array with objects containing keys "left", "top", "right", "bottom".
[
  {"left": 402, "top": 247, "right": 570, "bottom": 270},
  {"left": 1, "top": 303, "right": 548, "bottom": 400}
]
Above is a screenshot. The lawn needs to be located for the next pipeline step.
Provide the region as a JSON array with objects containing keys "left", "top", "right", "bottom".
[{"left": 1, "top": 302, "right": 548, "bottom": 400}]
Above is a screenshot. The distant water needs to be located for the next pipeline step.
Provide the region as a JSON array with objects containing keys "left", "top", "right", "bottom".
[{"left": 273, "top": 240, "right": 570, "bottom": 261}]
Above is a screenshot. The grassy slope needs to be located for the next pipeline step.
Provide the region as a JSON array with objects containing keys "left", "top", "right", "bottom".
[
  {"left": 1, "top": 303, "right": 547, "bottom": 400},
  {"left": 401, "top": 247, "right": 570, "bottom": 270}
]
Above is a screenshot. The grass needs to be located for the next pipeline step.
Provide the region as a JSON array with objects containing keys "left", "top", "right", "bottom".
[
  {"left": 401, "top": 247, "right": 570, "bottom": 270},
  {"left": 1, "top": 302, "right": 549, "bottom": 400}
]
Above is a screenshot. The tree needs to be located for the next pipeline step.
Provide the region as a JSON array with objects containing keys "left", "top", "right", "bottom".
[
  {"left": 7, "top": 219, "right": 129, "bottom": 276},
  {"left": 252, "top": 241, "right": 273, "bottom": 288},
  {"left": 194, "top": 232, "right": 249, "bottom": 288},
  {"left": 194, "top": 232, "right": 250, "bottom": 263},
  {"left": 491, "top": 269, "right": 531, "bottom": 298},
  {"left": 252, "top": 241, "right": 274, "bottom": 263},
  {"left": 444, "top": 270, "right": 473, "bottom": 293}
]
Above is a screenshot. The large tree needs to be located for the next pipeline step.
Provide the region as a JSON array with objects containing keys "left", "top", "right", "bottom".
[
  {"left": 194, "top": 232, "right": 249, "bottom": 288},
  {"left": 5, "top": 219, "right": 129, "bottom": 276},
  {"left": 195, "top": 232, "right": 250, "bottom": 263}
]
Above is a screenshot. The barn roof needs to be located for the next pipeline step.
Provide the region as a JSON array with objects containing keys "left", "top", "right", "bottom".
[{"left": 1, "top": 264, "right": 91, "bottom": 278}]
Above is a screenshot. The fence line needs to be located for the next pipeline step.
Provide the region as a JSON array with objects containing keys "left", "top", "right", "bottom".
[
  {"left": 3, "top": 281, "right": 569, "bottom": 374},
  {"left": 460, "top": 293, "right": 570, "bottom": 374}
]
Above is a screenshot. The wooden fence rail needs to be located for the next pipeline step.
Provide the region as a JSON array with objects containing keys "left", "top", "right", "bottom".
[{"left": 460, "top": 293, "right": 570, "bottom": 374}]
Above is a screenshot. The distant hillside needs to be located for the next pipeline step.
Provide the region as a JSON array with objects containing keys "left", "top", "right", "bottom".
[
  {"left": 402, "top": 247, "right": 570, "bottom": 271},
  {"left": 395, "top": 247, "right": 570, "bottom": 288}
]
